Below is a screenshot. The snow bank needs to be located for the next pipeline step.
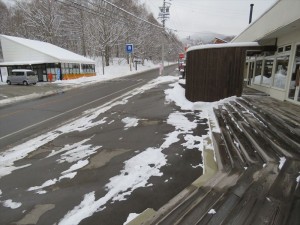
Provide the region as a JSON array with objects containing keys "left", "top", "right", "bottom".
[{"left": 165, "top": 82, "right": 237, "bottom": 133}]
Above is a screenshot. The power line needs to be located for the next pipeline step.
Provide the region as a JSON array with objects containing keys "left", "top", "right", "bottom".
[
  {"left": 100, "top": 0, "right": 163, "bottom": 29},
  {"left": 55, "top": 0, "right": 163, "bottom": 30}
]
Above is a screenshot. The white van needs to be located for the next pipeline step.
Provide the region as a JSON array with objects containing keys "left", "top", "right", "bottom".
[{"left": 7, "top": 69, "right": 38, "bottom": 85}]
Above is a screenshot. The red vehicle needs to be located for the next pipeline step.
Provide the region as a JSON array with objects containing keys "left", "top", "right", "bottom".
[{"left": 178, "top": 58, "right": 186, "bottom": 79}]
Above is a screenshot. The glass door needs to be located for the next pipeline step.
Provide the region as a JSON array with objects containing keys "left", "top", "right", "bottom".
[{"left": 288, "top": 45, "right": 300, "bottom": 102}]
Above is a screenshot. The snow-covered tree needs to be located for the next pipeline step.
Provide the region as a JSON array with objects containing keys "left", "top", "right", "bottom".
[{"left": 0, "top": 0, "right": 182, "bottom": 63}]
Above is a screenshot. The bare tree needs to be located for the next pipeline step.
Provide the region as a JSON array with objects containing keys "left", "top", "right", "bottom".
[
  {"left": 15, "top": 0, "right": 63, "bottom": 44},
  {"left": 0, "top": 0, "right": 182, "bottom": 63}
]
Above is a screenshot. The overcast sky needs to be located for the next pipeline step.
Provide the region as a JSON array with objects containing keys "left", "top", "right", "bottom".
[{"left": 139, "top": 0, "right": 277, "bottom": 39}]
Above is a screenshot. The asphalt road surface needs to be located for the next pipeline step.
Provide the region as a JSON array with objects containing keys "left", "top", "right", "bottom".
[
  {"left": 0, "top": 66, "right": 172, "bottom": 150},
  {"left": 0, "top": 66, "right": 207, "bottom": 225}
]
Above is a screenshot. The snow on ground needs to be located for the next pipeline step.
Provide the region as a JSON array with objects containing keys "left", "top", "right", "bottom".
[
  {"left": 27, "top": 138, "right": 101, "bottom": 194},
  {"left": 0, "top": 58, "right": 172, "bottom": 106},
  {"left": 0, "top": 76, "right": 176, "bottom": 179},
  {"left": 124, "top": 213, "right": 140, "bottom": 225},
  {"left": 208, "top": 209, "right": 216, "bottom": 214},
  {"left": 1, "top": 199, "right": 22, "bottom": 209},
  {"left": 53, "top": 58, "right": 159, "bottom": 87},
  {"left": 165, "top": 82, "right": 237, "bottom": 133},
  {"left": 0, "top": 69, "right": 231, "bottom": 224},
  {"left": 58, "top": 77, "right": 208, "bottom": 225},
  {"left": 279, "top": 157, "right": 286, "bottom": 170},
  {"left": 122, "top": 117, "right": 140, "bottom": 130}
]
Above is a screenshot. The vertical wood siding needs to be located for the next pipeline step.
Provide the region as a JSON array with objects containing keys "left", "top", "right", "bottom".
[{"left": 185, "top": 47, "right": 247, "bottom": 102}]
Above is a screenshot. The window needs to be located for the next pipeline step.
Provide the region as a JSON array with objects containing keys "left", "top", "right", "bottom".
[
  {"left": 253, "top": 60, "right": 262, "bottom": 84},
  {"left": 12, "top": 72, "right": 24, "bottom": 76},
  {"left": 261, "top": 58, "right": 274, "bottom": 85},
  {"left": 81, "top": 64, "right": 95, "bottom": 73},
  {"left": 278, "top": 47, "right": 284, "bottom": 53},
  {"left": 27, "top": 72, "right": 36, "bottom": 76},
  {"left": 288, "top": 44, "right": 300, "bottom": 100},
  {"left": 273, "top": 55, "right": 289, "bottom": 89},
  {"left": 285, "top": 45, "right": 291, "bottom": 51}
]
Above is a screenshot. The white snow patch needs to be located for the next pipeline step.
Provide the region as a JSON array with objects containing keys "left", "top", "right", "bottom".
[
  {"left": 28, "top": 179, "right": 58, "bottom": 192},
  {"left": 208, "top": 209, "right": 216, "bottom": 214},
  {"left": 48, "top": 139, "right": 100, "bottom": 163},
  {"left": 62, "top": 160, "right": 89, "bottom": 174},
  {"left": 165, "top": 82, "right": 237, "bottom": 133},
  {"left": 58, "top": 147, "right": 167, "bottom": 225},
  {"left": 106, "top": 147, "right": 167, "bottom": 203},
  {"left": 167, "top": 112, "right": 196, "bottom": 132},
  {"left": 182, "top": 134, "right": 203, "bottom": 150},
  {"left": 28, "top": 139, "right": 100, "bottom": 194},
  {"left": 188, "top": 42, "right": 259, "bottom": 52},
  {"left": 279, "top": 157, "right": 286, "bottom": 170},
  {"left": 60, "top": 172, "right": 77, "bottom": 180},
  {"left": 122, "top": 117, "right": 140, "bottom": 129},
  {"left": 2, "top": 199, "right": 22, "bottom": 209},
  {"left": 124, "top": 213, "right": 140, "bottom": 225}
]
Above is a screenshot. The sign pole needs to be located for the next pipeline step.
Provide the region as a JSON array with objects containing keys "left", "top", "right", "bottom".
[
  {"left": 129, "top": 53, "right": 132, "bottom": 71},
  {"left": 126, "top": 44, "right": 134, "bottom": 72}
]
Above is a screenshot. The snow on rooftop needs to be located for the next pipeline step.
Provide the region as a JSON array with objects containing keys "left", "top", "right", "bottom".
[
  {"left": 0, "top": 35, "right": 94, "bottom": 64},
  {"left": 187, "top": 42, "right": 259, "bottom": 52}
]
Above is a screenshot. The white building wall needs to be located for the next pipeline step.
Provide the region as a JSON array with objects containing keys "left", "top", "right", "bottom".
[
  {"left": 1, "top": 37, "right": 57, "bottom": 62},
  {"left": 233, "top": 0, "right": 300, "bottom": 43}
]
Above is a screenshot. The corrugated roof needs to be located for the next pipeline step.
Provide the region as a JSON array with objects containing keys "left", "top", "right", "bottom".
[{"left": 0, "top": 35, "right": 94, "bottom": 64}]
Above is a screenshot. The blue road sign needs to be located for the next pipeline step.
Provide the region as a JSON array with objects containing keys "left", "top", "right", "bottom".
[{"left": 126, "top": 44, "right": 133, "bottom": 54}]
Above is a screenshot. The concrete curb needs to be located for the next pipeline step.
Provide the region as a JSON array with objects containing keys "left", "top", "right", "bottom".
[{"left": 0, "top": 85, "right": 75, "bottom": 107}]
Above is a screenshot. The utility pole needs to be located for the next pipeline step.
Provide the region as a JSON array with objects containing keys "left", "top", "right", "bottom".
[{"left": 158, "top": 0, "right": 171, "bottom": 76}]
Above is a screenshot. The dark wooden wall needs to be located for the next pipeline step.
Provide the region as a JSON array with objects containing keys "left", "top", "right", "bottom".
[{"left": 185, "top": 47, "right": 247, "bottom": 102}]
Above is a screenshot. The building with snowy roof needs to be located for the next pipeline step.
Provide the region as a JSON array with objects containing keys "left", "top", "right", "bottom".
[
  {"left": 232, "top": 0, "right": 300, "bottom": 105},
  {"left": 0, "top": 35, "right": 95, "bottom": 82}
]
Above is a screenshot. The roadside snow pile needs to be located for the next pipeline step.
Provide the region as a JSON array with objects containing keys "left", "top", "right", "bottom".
[
  {"left": 53, "top": 58, "right": 160, "bottom": 87},
  {"left": 165, "top": 82, "right": 237, "bottom": 133}
]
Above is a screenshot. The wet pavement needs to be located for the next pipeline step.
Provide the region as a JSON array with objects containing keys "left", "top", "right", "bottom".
[
  {"left": 0, "top": 69, "right": 208, "bottom": 225},
  {"left": 1, "top": 74, "right": 299, "bottom": 225},
  {"left": 141, "top": 89, "right": 300, "bottom": 225}
]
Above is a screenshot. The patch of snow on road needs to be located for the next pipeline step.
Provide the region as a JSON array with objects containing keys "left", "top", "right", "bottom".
[
  {"left": 58, "top": 147, "right": 167, "bottom": 225},
  {"left": 124, "top": 213, "right": 140, "bottom": 225},
  {"left": 107, "top": 147, "right": 167, "bottom": 202},
  {"left": 279, "top": 157, "right": 286, "bottom": 170},
  {"left": 297, "top": 174, "right": 300, "bottom": 183},
  {"left": 122, "top": 117, "right": 140, "bottom": 130},
  {"left": 28, "top": 139, "right": 100, "bottom": 194},
  {"left": 1, "top": 199, "right": 22, "bottom": 209},
  {"left": 208, "top": 209, "right": 216, "bottom": 214},
  {"left": 167, "top": 112, "right": 196, "bottom": 132},
  {"left": 182, "top": 134, "right": 203, "bottom": 150},
  {"left": 62, "top": 160, "right": 89, "bottom": 174},
  {"left": 1, "top": 76, "right": 165, "bottom": 178},
  {"left": 48, "top": 138, "right": 100, "bottom": 163}
]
